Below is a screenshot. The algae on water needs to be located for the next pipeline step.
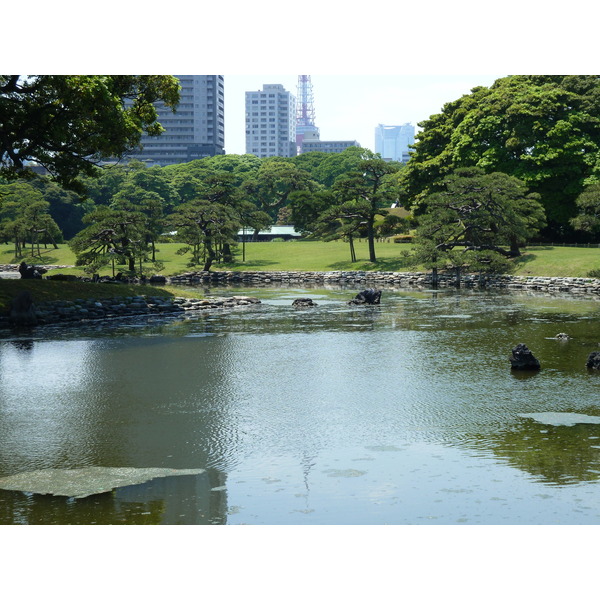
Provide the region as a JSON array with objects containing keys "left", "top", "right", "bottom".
[
  {"left": 0, "top": 467, "right": 205, "bottom": 498},
  {"left": 519, "top": 412, "right": 600, "bottom": 427}
]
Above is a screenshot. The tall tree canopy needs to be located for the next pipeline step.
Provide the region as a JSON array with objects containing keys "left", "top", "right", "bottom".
[
  {"left": 401, "top": 75, "right": 600, "bottom": 238},
  {"left": 240, "top": 158, "right": 319, "bottom": 229},
  {"left": 0, "top": 75, "right": 180, "bottom": 192}
]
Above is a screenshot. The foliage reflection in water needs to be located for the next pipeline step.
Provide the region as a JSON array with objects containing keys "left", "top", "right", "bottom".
[{"left": 1, "top": 286, "right": 600, "bottom": 524}]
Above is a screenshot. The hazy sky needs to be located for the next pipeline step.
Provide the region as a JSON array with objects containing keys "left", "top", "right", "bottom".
[{"left": 223, "top": 74, "right": 503, "bottom": 155}]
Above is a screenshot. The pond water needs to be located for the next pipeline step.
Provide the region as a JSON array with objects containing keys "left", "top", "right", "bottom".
[{"left": 1, "top": 285, "right": 600, "bottom": 525}]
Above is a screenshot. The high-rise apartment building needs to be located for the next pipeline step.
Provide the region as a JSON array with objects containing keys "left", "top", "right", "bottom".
[
  {"left": 374, "top": 123, "right": 415, "bottom": 163},
  {"left": 126, "top": 75, "right": 225, "bottom": 166},
  {"left": 245, "top": 84, "right": 296, "bottom": 158}
]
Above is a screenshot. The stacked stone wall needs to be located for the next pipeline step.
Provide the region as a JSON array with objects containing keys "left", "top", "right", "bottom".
[
  {"left": 1, "top": 295, "right": 260, "bottom": 328},
  {"left": 168, "top": 270, "right": 600, "bottom": 295}
]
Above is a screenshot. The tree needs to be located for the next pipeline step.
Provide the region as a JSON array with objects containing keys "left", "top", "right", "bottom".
[
  {"left": 29, "top": 177, "right": 94, "bottom": 239},
  {"left": 0, "top": 75, "right": 180, "bottom": 192},
  {"left": 570, "top": 183, "right": 600, "bottom": 237},
  {"left": 111, "top": 186, "right": 166, "bottom": 263},
  {"left": 70, "top": 202, "right": 149, "bottom": 275},
  {"left": 313, "top": 199, "right": 372, "bottom": 262},
  {"left": 414, "top": 168, "right": 546, "bottom": 279},
  {"left": 168, "top": 199, "right": 240, "bottom": 271},
  {"left": 333, "top": 153, "right": 399, "bottom": 262},
  {"left": 288, "top": 189, "right": 335, "bottom": 234},
  {"left": 401, "top": 75, "right": 600, "bottom": 238},
  {"left": 302, "top": 146, "right": 366, "bottom": 187},
  {"left": 241, "top": 159, "right": 319, "bottom": 235},
  {"left": 127, "top": 164, "right": 180, "bottom": 213},
  {"left": 0, "top": 181, "right": 62, "bottom": 259}
]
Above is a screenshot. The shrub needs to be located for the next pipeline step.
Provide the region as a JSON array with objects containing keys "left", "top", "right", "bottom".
[{"left": 393, "top": 235, "right": 414, "bottom": 243}]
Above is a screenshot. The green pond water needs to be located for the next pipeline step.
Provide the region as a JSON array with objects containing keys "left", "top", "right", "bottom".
[{"left": 1, "top": 285, "right": 600, "bottom": 524}]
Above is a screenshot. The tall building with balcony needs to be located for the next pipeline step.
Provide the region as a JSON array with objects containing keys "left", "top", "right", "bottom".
[
  {"left": 245, "top": 84, "right": 296, "bottom": 158},
  {"left": 126, "top": 75, "right": 225, "bottom": 166},
  {"left": 374, "top": 123, "right": 415, "bottom": 163}
]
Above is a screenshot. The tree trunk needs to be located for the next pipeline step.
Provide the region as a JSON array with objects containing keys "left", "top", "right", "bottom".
[
  {"left": 367, "top": 220, "right": 376, "bottom": 262},
  {"left": 222, "top": 242, "right": 233, "bottom": 263},
  {"left": 203, "top": 242, "right": 216, "bottom": 271},
  {"left": 349, "top": 236, "right": 356, "bottom": 262},
  {"left": 455, "top": 266, "right": 461, "bottom": 288},
  {"left": 509, "top": 236, "right": 521, "bottom": 257},
  {"left": 432, "top": 267, "right": 438, "bottom": 289}
]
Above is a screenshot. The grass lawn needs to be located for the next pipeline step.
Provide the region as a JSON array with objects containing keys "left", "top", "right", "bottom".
[
  {"left": 513, "top": 245, "right": 600, "bottom": 278},
  {"left": 2, "top": 240, "right": 600, "bottom": 278}
]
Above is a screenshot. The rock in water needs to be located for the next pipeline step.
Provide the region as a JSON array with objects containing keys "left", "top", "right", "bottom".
[
  {"left": 292, "top": 298, "right": 318, "bottom": 308},
  {"left": 510, "top": 343, "right": 541, "bottom": 370},
  {"left": 585, "top": 351, "right": 600, "bottom": 370},
  {"left": 349, "top": 289, "right": 382, "bottom": 305}
]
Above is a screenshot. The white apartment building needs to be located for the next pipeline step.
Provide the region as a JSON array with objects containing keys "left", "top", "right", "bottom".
[{"left": 245, "top": 84, "right": 297, "bottom": 158}]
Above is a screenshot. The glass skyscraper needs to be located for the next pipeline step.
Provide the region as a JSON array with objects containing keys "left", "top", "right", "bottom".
[{"left": 374, "top": 123, "right": 415, "bottom": 162}]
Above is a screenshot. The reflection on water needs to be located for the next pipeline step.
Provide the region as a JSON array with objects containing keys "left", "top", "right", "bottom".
[
  {"left": 463, "top": 417, "right": 600, "bottom": 487},
  {"left": 0, "top": 470, "right": 227, "bottom": 524},
  {"left": 1, "top": 287, "right": 600, "bottom": 524}
]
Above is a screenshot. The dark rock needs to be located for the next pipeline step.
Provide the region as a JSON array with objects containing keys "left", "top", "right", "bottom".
[
  {"left": 9, "top": 291, "right": 38, "bottom": 326},
  {"left": 18, "top": 262, "right": 45, "bottom": 279},
  {"left": 509, "top": 343, "right": 541, "bottom": 370},
  {"left": 149, "top": 275, "right": 167, "bottom": 284},
  {"left": 292, "top": 298, "right": 318, "bottom": 308},
  {"left": 585, "top": 351, "right": 600, "bottom": 370},
  {"left": 349, "top": 288, "right": 382, "bottom": 305},
  {"left": 46, "top": 273, "right": 78, "bottom": 281}
]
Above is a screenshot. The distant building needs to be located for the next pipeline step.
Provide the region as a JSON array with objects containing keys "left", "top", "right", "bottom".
[
  {"left": 374, "top": 123, "right": 414, "bottom": 163},
  {"left": 245, "top": 84, "right": 297, "bottom": 158},
  {"left": 301, "top": 140, "right": 360, "bottom": 154},
  {"left": 238, "top": 225, "right": 302, "bottom": 242},
  {"left": 125, "top": 75, "right": 225, "bottom": 166}
]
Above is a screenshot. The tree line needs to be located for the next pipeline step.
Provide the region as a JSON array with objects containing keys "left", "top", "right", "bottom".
[{"left": 2, "top": 74, "right": 600, "bottom": 277}]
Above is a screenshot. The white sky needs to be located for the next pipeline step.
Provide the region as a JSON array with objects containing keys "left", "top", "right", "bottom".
[
  {"left": 223, "top": 74, "right": 503, "bottom": 155},
  {"left": 7, "top": 1, "right": 597, "bottom": 161}
]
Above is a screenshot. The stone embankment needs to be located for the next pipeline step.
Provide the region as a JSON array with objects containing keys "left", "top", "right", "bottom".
[
  {"left": 167, "top": 270, "right": 600, "bottom": 295},
  {"left": 3, "top": 268, "right": 600, "bottom": 328},
  {"left": 1, "top": 295, "right": 260, "bottom": 328}
]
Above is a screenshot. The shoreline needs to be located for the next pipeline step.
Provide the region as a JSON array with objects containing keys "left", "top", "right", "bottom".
[{"left": 2, "top": 269, "right": 600, "bottom": 329}]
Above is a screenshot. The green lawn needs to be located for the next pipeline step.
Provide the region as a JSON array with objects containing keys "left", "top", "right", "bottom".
[{"left": 2, "top": 240, "right": 600, "bottom": 278}]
